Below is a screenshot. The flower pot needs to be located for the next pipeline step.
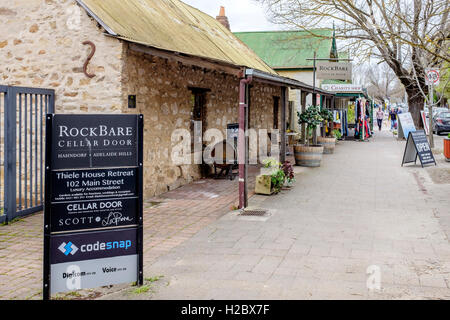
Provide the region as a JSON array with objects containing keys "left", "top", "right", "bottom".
[
  {"left": 255, "top": 174, "right": 274, "bottom": 195},
  {"left": 317, "top": 136, "right": 336, "bottom": 154},
  {"left": 444, "top": 138, "right": 450, "bottom": 161},
  {"left": 294, "top": 144, "right": 324, "bottom": 167}
]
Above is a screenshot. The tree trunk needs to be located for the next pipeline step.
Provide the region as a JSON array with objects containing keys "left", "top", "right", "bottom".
[{"left": 406, "top": 90, "right": 425, "bottom": 129}]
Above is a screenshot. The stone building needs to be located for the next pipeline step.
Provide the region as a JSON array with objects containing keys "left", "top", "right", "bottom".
[{"left": 1, "top": 0, "right": 333, "bottom": 200}]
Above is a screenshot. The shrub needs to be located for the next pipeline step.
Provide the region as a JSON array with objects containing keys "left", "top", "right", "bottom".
[
  {"left": 281, "top": 161, "right": 295, "bottom": 184},
  {"left": 298, "top": 105, "right": 323, "bottom": 145}
]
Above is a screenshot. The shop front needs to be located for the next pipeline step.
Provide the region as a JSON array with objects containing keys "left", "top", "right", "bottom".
[{"left": 321, "top": 84, "right": 374, "bottom": 141}]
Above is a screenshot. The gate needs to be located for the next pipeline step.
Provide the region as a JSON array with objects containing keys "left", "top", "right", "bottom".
[{"left": 0, "top": 85, "right": 55, "bottom": 224}]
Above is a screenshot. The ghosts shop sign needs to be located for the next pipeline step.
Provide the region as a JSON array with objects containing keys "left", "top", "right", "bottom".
[{"left": 44, "top": 114, "right": 144, "bottom": 300}]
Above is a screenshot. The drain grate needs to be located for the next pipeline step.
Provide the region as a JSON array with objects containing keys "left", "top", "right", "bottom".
[{"left": 239, "top": 209, "right": 269, "bottom": 217}]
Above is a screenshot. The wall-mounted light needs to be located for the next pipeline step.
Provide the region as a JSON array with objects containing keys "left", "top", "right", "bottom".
[{"left": 128, "top": 95, "right": 136, "bottom": 109}]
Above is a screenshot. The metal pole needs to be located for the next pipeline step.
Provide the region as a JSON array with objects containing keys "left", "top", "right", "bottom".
[
  {"left": 43, "top": 114, "right": 53, "bottom": 300},
  {"left": 428, "top": 84, "right": 434, "bottom": 148},
  {"left": 5, "top": 87, "right": 17, "bottom": 224}
]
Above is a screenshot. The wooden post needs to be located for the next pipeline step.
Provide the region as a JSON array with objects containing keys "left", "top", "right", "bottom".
[
  {"left": 301, "top": 91, "right": 307, "bottom": 145},
  {"left": 281, "top": 87, "right": 287, "bottom": 163},
  {"left": 238, "top": 75, "right": 252, "bottom": 209}
]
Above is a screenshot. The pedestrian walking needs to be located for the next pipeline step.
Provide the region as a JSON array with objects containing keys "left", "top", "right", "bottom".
[
  {"left": 389, "top": 107, "right": 397, "bottom": 130},
  {"left": 376, "top": 107, "right": 384, "bottom": 131}
]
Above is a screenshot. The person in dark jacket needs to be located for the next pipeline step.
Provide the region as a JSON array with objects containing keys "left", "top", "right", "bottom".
[{"left": 389, "top": 108, "right": 397, "bottom": 130}]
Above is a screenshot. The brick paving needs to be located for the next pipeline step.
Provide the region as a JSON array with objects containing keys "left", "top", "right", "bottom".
[{"left": 0, "top": 165, "right": 262, "bottom": 300}]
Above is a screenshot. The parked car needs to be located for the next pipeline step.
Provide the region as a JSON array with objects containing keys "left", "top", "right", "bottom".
[
  {"left": 432, "top": 107, "right": 449, "bottom": 118},
  {"left": 432, "top": 111, "right": 450, "bottom": 135}
]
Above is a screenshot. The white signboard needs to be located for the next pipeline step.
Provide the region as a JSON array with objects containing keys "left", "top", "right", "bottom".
[
  {"left": 321, "top": 84, "right": 363, "bottom": 93},
  {"left": 316, "top": 62, "right": 352, "bottom": 80},
  {"left": 397, "top": 112, "right": 416, "bottom": 139},
  {"left": 425, "top": 68, "right": 440, "bottom": 86}
]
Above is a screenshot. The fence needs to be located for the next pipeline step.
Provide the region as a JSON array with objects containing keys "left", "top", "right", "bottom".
[{"left": 0, "top": 85, "right": 55, "bottom": 224}]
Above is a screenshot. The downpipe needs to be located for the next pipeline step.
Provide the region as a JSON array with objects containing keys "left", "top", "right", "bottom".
[{"left": 238, "top": 74, "right": 253, "bottom": 209}]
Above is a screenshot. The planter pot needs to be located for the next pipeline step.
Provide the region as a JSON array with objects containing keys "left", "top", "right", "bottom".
[
  {"left": 255, "top": 174, "right": 274, "bottom": 195},
  {"left": 294, "top": 144, "right": 324, "bottom": 167},
  {"left": 317, "top": 136, "right": 336, "bottom": 154},
  {"left": 444, "top": 138, "right": 450, "bottom": 161}
]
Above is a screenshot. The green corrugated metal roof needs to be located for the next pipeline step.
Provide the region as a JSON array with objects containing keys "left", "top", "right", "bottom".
[
  {"left": 234, "top": 29, "right": 335, "bottom": 69},
  {"left": 79, "top": 0, "right": 276, "bottom": 74}
]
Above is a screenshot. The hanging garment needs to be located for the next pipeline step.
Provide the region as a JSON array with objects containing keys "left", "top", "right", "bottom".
[{"left": 365, "top": 119, "right": 370, "bottom": 138}]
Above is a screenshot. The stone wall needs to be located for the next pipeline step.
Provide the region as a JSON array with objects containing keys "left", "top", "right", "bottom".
[
  {"left": 1, "top": 0, "right": 282, "bottom": 199},
  {"left": 122, "top": 48, "right": 282, "bottom": 198},
  {"left": 0, "top": 0, "right": 124, "bottom": 114}
]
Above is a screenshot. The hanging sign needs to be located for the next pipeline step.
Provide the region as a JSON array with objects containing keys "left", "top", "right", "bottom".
[
  {"left": 425, "top": 68, "right": 440, "bottom": 86},
  {"left": 316, "top": 62, "right": 352, "bottom": 80},
  {"left": 44, "top": 114, "right": 144, "bottom": 300},
  {"left": 321, "top": 84, "right": 363, "bottom": 93},
  {"left": 397, "top": 112, "right": 416, "bottom": 139},
  {"left": 401, "top": 130, "right": 436, "bottom": 167}
]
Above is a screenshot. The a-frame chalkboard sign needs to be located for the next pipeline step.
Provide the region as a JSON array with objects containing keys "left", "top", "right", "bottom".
[{"left": 401, "top": 130, "right": 436, "bottom": 167}]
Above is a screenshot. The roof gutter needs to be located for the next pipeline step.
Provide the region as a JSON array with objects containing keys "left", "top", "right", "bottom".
[
  {"left": 245, "top": 68, "right": 334, "bottom": 96},
  {"left": 75, "top": 0, "right": 118, "bottom": 36}
]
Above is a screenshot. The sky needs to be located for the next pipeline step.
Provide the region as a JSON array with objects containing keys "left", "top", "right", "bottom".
[{"left": 182, "top": 0, "right": 280, "bottom": 32}]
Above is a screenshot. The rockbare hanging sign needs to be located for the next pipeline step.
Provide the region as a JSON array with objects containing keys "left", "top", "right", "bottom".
[
  {"left": 316, "top": 62, "right": 352, "bottom": 80},
  {"left": 44, "top": 114, "right": 144, "bottom": 300}
]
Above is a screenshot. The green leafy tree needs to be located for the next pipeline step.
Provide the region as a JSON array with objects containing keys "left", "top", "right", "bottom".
[{"left": 298, "top": 105, "right": 324, "bottom": 145}]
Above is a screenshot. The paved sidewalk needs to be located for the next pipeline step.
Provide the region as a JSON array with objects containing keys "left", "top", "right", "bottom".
[
  {"left": 102, "top": 129, "right": 450, "bottom": 300},
  {"left": 0, "top": 168, "right": 259, "bottom": 299}
]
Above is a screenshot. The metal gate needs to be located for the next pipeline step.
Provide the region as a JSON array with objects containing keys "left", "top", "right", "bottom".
[{"left": 0, "top": 85, "right": 55, "bottom": 224}]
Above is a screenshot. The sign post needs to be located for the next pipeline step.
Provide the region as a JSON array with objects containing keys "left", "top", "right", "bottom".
[{"left": 43, "top": 114, "right": 144, "bottom": 300}]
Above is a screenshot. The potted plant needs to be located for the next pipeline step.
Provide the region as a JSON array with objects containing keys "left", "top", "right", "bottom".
[
  {"left": 320, "top": 109, "right": 334, "bottom": 136},
  {"left": 444, "top": 133, "right": 450, "bottom": 162},
  {"left": 317, "top": 109, "right": 336, "bottom": 154},
  {"left": 332, "top": 129, "right": 342, "bottom": 140},
  {"left": 294, "top": 105, "right": 324, "bottom": 167},
  {"left": 255, "top": 158, "right": 286, "bottom": 194},
  {"left": 281, "top": 161, "right": 295, "bottom": 187}
]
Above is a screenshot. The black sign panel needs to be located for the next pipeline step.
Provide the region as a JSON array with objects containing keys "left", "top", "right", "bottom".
[
  {"left": 50, "top": 198, "right": 138, "bottom": 233},
  {"left": 44, "top": 114, "right": 144, "bottom": 300},
  {"left": 51, "top": 168, "right": 137, "bottom": 202},
  {"left": 402, "top": 130, "right": 437, "bottom": 167},
  {"left": 50, "top": 228, "right": 138, "bottom": 264},
  {"left": 51, "top": 114, "right": 139, "bottom": 170}
]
